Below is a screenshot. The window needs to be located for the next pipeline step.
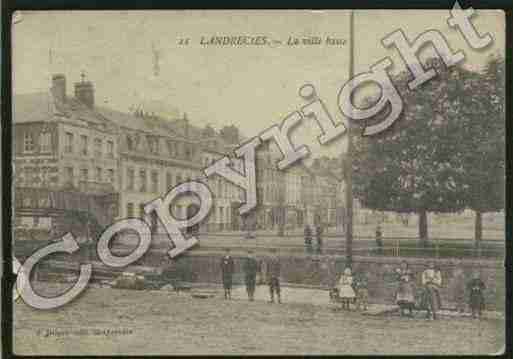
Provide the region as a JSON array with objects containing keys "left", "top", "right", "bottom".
[
  {"left": 107, "top": 140, "right": 114, "bottom": 158},
  {"left": 151, "top": 170, "right": 159, "bottom": 193},
  {"left": 127, "top": 203, "right": 134, "bottom": 217},
  {"left": 148, "top": 136, "right": 159, "bottom": 154},
  {"left": 166, "top": 172, "right": 173, "bottom": 190},
  {"left": 140, "top": 169, "right": 147, "bottom": 192},
  {"left": 23, "top": 132, "right": 34, "bottom": 152},
  {"left": 127, "top": 168, "right": 134, "bottom": 190},
  {"left": 95, "top": 167, "right": 102, "bottom": 182},
  {"left": 219, "top": 207, "right": 224, "bottom": 223},
  {"left": 139, "top": 204, "right": 145, "bottom": 218},
  {"left": 80, "top": 168, "right": 89, "bottom": 182},
  {"left": 65, "top": 166, "right": 74, "bottom": 184},
  {"left": 40, "top": 132, "right": 51, "bottom": 153},
  {"left": 176, "top": 174, "right": 182, "bottom": 185},
  {"left": 80, "top": 135, "right": 88, "bottom": 155},
  {"left": 185, "top": 145, "right": 192, "bottom": 159},
  {"left": 65, "top": 132, "right": 74, "bottom": 153},
  {"left": 94, "top": 138, "right": 102, "bottom": 157},
  {"left": 107, "top": 169, "right": 114, "bottom": 184},
  {"left": 167, "top": 141, "right": 174, "bottom": 157},
  {"left": 127, "top": 135, "right": 134, "bottom": 151}
]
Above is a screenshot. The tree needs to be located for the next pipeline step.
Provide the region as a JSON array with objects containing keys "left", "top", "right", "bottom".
[
  {"left": 456, "top": 55, "right": 505, "bottom": 246},
  {"left": 352, "top": 58, "right": 475, "bottom": 245}
]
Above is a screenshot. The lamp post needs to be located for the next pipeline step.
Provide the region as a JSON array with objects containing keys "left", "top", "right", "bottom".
[{"left": 344, "top": 9, "right": 355, "bottom": 267}]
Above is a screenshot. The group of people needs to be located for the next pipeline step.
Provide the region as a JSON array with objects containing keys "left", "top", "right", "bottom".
[
  {"left": 219, "top": 249, "right": 487, "bottom": 320},
  {"left": 333, "top": 261, "right": 486, "bottom": 320},
  {"left": 220, "top": 248, "right": 282, "bottom": 303},
  {"left": 394, "top": 261, "right": 486, "bottom": 319}
]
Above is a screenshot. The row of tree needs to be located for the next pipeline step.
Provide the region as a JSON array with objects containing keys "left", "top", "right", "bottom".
[{"left": 350, "top": 55, "right": 504, "bottom": 246}]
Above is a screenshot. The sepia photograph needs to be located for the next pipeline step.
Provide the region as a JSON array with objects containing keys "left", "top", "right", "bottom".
[{"left": 9, "top": 8, "right": 506, "bottom": 355}]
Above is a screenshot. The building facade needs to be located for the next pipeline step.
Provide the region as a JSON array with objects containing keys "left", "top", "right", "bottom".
[{"left": 13, "top": 73, "right": 346, "bottom": 237}]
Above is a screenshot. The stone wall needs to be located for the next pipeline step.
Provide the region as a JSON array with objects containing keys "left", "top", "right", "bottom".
[
  {"left": 16, "top": 240, "right": 504, "bottom": 311},
  {"left": 155, "top": 253, "right": 505, "bottom": 311}
]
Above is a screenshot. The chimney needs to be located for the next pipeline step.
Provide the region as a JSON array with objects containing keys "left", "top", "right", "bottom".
[
  {"left": 74, "top": 73, "right": 95, "bottom": 108},
  {"left": 51, "top": 74, "right": 66, "bottom": 103}
]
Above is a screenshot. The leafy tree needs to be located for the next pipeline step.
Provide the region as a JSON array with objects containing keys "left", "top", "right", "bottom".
[
  {"left": 352, "top": 58, "right": 477, "bottom": 245},
  {"left": 456, "top": 55, "right": 505, "bottom": 245}
]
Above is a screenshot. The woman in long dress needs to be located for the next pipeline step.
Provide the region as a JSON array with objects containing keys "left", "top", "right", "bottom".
[
  {"left": 338, "top": 267, "right": 356, "bottom": 310},
  {"left": 395, "top": 261, "right": 416, "bottom": 317}
]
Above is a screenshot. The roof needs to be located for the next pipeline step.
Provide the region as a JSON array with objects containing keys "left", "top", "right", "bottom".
[
  {"left": 13, "top": 91, "right": 234, "bottom": 153},
  {"left": 13, "top": 92, "right": 53, "bottom": 123}
]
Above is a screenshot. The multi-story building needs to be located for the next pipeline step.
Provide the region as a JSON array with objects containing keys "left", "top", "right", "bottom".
[
  {"left": 14, "top": 72, "right": 346, "bottom": 236},
  {"left": 14, "top": 74, "right": 119, "bottom": 232}
]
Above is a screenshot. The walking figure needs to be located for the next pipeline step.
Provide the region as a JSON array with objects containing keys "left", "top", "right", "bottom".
[
  {"left": 267, "top": 248, "right": 281, "bottom": 304},
  {"left": 338, "top": 267, "right": 356, "bottom": 310},
  {"left": 220, "top": 248, "right": 234, "bottom": 300},
  {"left": 304, "top": 225, "right": 313, "bottom": 254},
  {"left": 243, "top": 250, "right": 259, "bottom": 301},
  {"left": 315, "top": 224, "right": 324, "bottom": 254},
  {"left": 467, "top": 271, "right": 485, "bottom": 319}
]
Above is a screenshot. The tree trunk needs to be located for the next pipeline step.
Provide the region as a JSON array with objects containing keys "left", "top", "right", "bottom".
[
  {"left": 474, "top": 210, "right": 483, "bottom": 253},
  {"left": 418, "top": 210, "right": 428, "bottom": 247}
]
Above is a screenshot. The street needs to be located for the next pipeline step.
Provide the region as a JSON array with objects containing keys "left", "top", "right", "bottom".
[{"left": 13, "top": 283, "right": 505, "bottom": 355}]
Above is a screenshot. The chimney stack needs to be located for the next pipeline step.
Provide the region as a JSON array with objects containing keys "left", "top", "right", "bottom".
[
  {"left": 51, "top": 74, "right": 66, "bottom": 103},
  {"left": 74, "top": 73, "right": 95, "bottom": 108}
]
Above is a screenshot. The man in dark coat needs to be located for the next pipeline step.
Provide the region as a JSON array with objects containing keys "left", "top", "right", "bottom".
[
  {"left": 267, "top": 248, "right": 281, "bottom": 303},
  {"left": 220, "top": 248, "right": 235, "bottom": 299},
  {"left": 375, "top": 225, "right": 383, "bottom": 254},
  {"left": 243, "top": 250, "right": 259, "bottom": 301},
  {"left": 467, "top": 271, "right": 486, "bottom": 319}
]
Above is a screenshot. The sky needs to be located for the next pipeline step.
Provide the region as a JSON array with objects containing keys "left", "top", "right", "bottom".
[{"left": 12, "top": 9, "right": 505, "bottom": 159}]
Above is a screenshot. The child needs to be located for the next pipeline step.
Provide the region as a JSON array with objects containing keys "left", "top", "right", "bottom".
[
  {"left": 353, "top": 270, "right": 369, "bottom": 311},
  {"left": 467, "top": 271, "right": 485, "bottom": 319},
  {"left": 338, "top": 267, "right": 356, "bottom": 310}
]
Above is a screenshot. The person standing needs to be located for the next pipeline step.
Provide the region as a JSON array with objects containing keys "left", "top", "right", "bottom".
[
  {"left": 267, "top": 249, "right": 281, "bottom": 304},
  {"left": 243, "top": 250, "right": 259, "bottom": 301},
  {"left": 338, "top": 267, "right": 356, "bottom": 310},
  {"left": 375, "top": 225, "right": 383, "bottom": 254},
  {"left": 315, "top": 224, "right": 324, "bottom": 254},
  {"left": 304, "top": 225, "right": 313, "bottom": 254},
  {"left": 220, "top": 248, "right": 235, "bottom": 300},
  {"left": 353, "top": 269, "right": 369, "bottom": 311},
  {"left": 421, "top": 262, "right": 442, "bottom": 319},
  {"left": 467, "top": 271, "right": 485, "bottom": 319},
  {"left": 395, "top": 261, "right": 416, "bottom": 317}
]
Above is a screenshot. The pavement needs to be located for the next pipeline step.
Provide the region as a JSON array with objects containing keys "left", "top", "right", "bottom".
[{"left": 14, "top": 283, "right": 505, "bottom": 355}]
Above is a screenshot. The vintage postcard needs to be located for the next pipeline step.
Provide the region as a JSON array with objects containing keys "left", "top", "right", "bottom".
[{"left": 10, "top": 9, "right": 505, "bottom": 355}]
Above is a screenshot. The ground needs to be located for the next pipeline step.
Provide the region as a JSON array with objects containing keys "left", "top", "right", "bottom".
[{"left": 13, "top": 283, "right": 505, "bottom": 355}]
